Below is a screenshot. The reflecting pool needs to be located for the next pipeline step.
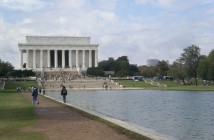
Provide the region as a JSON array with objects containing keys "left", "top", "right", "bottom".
[{"left": 46, "top": 90, "right": 214, "bottom": 140}]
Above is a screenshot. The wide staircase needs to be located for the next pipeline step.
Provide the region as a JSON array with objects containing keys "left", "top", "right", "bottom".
[{"left": 41, "top": 71, "right": 121, "bottom": 90}]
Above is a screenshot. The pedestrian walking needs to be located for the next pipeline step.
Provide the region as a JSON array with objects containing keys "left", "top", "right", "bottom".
[
  {"left": 42, "top": 88, "right": 45, "bottom": 95},
  {"left": 32, "top": 87, "right": 39, "bottom": 105},
  {"left": 61, "top": 86, "right": 67, "bottom": 103}
]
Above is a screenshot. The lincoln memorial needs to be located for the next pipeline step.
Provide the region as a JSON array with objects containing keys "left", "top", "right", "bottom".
[{"left": 18, "top": 36, "right": 99, "bottom": 72}]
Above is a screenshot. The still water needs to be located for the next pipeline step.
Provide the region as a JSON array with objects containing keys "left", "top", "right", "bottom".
[{"left": 46, "top": 90, "right": 214, "bottom": 140}]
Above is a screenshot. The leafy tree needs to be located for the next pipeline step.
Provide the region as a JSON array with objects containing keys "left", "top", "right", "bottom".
[
  {"left": 138, "top": 65, "right": 156, "bottom": 78},
  {"left": 197, "top": 55, "right": 209, "bottom": 80},
  {"left": 98, "top": 57, "right": 116, "bottom": 71},
  {"left": 0, "top": 59, "right": 14, "bottom": 77},
  {"left": 207, "top": 49, "right": 214, "bottom": 84},
  {"left": 107, "top": 57, "right": 116, "bottom": 71},
  {"left": 7, "top": 70, "right": 22, "bottom": 77},
  {"left": 129, "top": 64, "right": 139, "bottom": 76},
  {"left": 6, "top": 69, "right": 35, "bottom": 77},
  {"left": 99, "top": 60, "right": 110, "bottom": 71},
  {"left": 86, "top": 67, "right": 104, "bottom": 76},
  {"left": 168, "top": 59, "right": 186, "bottom": 84},
  {"left": 22, "top": 69, "right": 35, "bottom": 77},
  {"left": 155, "top": 60, "right": 169, "bottom": 76},
  {"left": 180, "top": 45, "right": 201, "bottom": 86},
  {"left": 90, "top": 56, "right": 140, "bottom": 77},
  {"left": 115, "top": 56, "right": 130, "bottom": 76}
]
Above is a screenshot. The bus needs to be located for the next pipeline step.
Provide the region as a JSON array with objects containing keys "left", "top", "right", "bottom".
[{"left": 132, "top": 76, "right": 143, "bottom": 81}]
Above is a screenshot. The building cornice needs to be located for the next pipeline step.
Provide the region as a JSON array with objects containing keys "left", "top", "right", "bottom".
[{"left": 18, "top": 43, "right": 99, "bottom": 46}]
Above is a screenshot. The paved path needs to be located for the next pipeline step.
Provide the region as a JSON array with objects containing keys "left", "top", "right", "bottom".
[{"left": 22, "top": 93, "right": 142, "bottom": 140}]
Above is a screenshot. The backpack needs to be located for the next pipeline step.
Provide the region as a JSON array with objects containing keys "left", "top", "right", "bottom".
[
  {"left": 62, "top": 89, "right": 67, "bottom": 95},
  {"left": 32, "top": 88, "right": 38, "bottom": 96}
]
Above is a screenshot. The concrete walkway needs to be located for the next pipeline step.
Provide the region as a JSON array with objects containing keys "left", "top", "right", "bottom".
[{"left": 22, "top": 93, "right": 150, "bottom": 140}]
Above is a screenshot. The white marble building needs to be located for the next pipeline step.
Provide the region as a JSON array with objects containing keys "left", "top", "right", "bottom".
[{"left": 18, "top": 36, "right": 99, "bottom": 71}]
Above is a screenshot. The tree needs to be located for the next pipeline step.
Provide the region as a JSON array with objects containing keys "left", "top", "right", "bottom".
[
  {"left": 129, "top": 64, "right": 139, "bottom": 76},
  {"left": 180, "top": 45, "right": 201, "bottom": 86},
  {"left": 90, "top": 56, "right": 139, "bottom": 77},
  {"left": 197, "top": 55, "right": 209, "bottom": 80},
  {"left": 168, "top": 59, "right": 186, "bottom": 84},
  {"left": 107, "top": 57, "right": 116, "bottom": 71},
  {"left": 86, "top": 67, "right": 104, "bottom": 76},
  {"left": 0, "top": 59, "right": 14, "bottom": 77},
  {"left": 6, "top": 69, "right": 35, "bottom": 77},
  {"left": 98, "top": 57, "right": 116, "bottom": 71},
  {"left": 207, "top": 49, "right": 214, "bottom": 84},
  {"left": 138, "top": 65, "right": 156, "bottom": 78},
  {"left": 7, "top": 70, "right": 22, "bottom": 77},
  {"left": 155, "top": 60, "right": 169, "bottom": 76},
  {"left": 22, "top": 69, "right": 35, "bottom": 77},
  {"left": 98, "top": 60, "right": 110, "bottom": 71},
  {"left": 115, "top": 56, "right": 130, "bottom": 76}
]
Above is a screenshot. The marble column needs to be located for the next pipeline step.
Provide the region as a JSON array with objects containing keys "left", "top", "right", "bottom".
[
  {"left": 82, "top": 50, "right": 85, "bottom": 69},
  {"left": 89, "top": 50, "right": 92, "bottom": 67},
  {"left": 69, "top": 50, "right": 72, "bottom": 68},
  {"left": 19, "top": 50, "right": 23, "bottom": 69},
  {"left": 47, "top": 50, "right": 50, "bottom": 68},
  {"left": 26, "top": 50, "right": 29, "bottom": 69},
  {"left": 76, "top": 50, "right": 79, "bottom": 68},
  {"left": 33, "top": 50, "right": 36, "bottom": 68},
  {"left": 55, "top": 50, "right": 58, "bottom": 68},
  {"left": 62, "top": 50, "right": 65, "bottom": 68},
  {"left": 40, "top": 50, "right": 43, "bottom": 68},
  {"left": 95, "top": 50, "right": 98, "bottom": 67}
]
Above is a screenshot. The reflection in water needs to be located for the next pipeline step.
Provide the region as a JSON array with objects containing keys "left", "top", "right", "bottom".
[{"left": 46, "top": 90, "right": 214, "bottom": 140}]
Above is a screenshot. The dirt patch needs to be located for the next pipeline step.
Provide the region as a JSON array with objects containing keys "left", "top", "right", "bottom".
[{"left": 22, "top": 93, "right": 135, "bottom": 140}]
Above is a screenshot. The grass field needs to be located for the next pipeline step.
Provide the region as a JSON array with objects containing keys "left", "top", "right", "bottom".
[
  {"left": 3, "top": 81, "right": 38, "bottom": 91},
  {"left": 119, "top": 80, "right": 214, "bottom": 91},
  {"left": 0, "top": 81, "right": 45, "bottom": 139},
  {"left": 0, "top": 93, "right": 46, "bottom": 140}
]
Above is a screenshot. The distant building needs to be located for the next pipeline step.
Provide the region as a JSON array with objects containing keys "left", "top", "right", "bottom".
[
  {"left": 147, "top": 59, "right": 159, "bottom": 66},
  {"left": 18, "top": 36, "right": 99, "bottom": 72},
  {"left": 163, "top": 60, "right": 170, "bottom": 65}
]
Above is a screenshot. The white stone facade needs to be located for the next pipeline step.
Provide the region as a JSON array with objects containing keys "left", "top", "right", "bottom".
[{"left": 18, "top": 36, "right": 99, "bottom": 71}]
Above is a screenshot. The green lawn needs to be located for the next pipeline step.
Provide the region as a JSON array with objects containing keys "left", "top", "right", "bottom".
[
  {"left": 119, "top": 80, "right": 214, "bottom": 91},
  {"left": 0, "top": 93, "right": 46, "bottom": 140},
  {"left": 4, "top": 81, "right": 38, "bottom": 91}
]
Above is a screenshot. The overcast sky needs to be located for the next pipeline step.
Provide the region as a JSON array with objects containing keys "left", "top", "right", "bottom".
[{"left": 0, "top": 0, "right": 213, "bottom": 68}]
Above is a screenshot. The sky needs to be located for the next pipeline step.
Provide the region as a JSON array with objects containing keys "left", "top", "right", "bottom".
[{"left": 0, "top": 0, "right": 213, "bottom": 68}]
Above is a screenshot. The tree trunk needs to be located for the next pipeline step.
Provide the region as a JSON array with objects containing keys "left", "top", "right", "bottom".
[
  {"left": 182, "top": 78, "right": 185, "bottom": 85},
  {"left": 195, "top": 77, "right": 198, "bottom": 86}
]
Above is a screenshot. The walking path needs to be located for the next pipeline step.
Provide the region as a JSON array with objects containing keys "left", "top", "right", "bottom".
[{"left": 22, "top": 93, "right": 150, "bottom": 140}]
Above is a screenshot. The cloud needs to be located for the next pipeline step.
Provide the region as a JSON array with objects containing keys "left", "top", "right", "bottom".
[
  {"left": 21, "top": 18, "right": 33, "bottom": 24},
  {"left": 0, "top": 0, "right": 213, "bottom": 68},
  {"left": 0, "top": 0, "right": 51, "bottom": 11},
  {"left": 0, "top": 18, "right": 21, "bottom": 66},
  {"left": 134, "top": 0, "right": 172, "bottom": 7}
]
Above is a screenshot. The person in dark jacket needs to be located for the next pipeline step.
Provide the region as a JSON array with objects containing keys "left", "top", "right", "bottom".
[
  {"left": 32, "top": 87, "right": 39, "bottom": 105},
  {"left": 61, "top": 86, "right": 67, "bottom": 103}
]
